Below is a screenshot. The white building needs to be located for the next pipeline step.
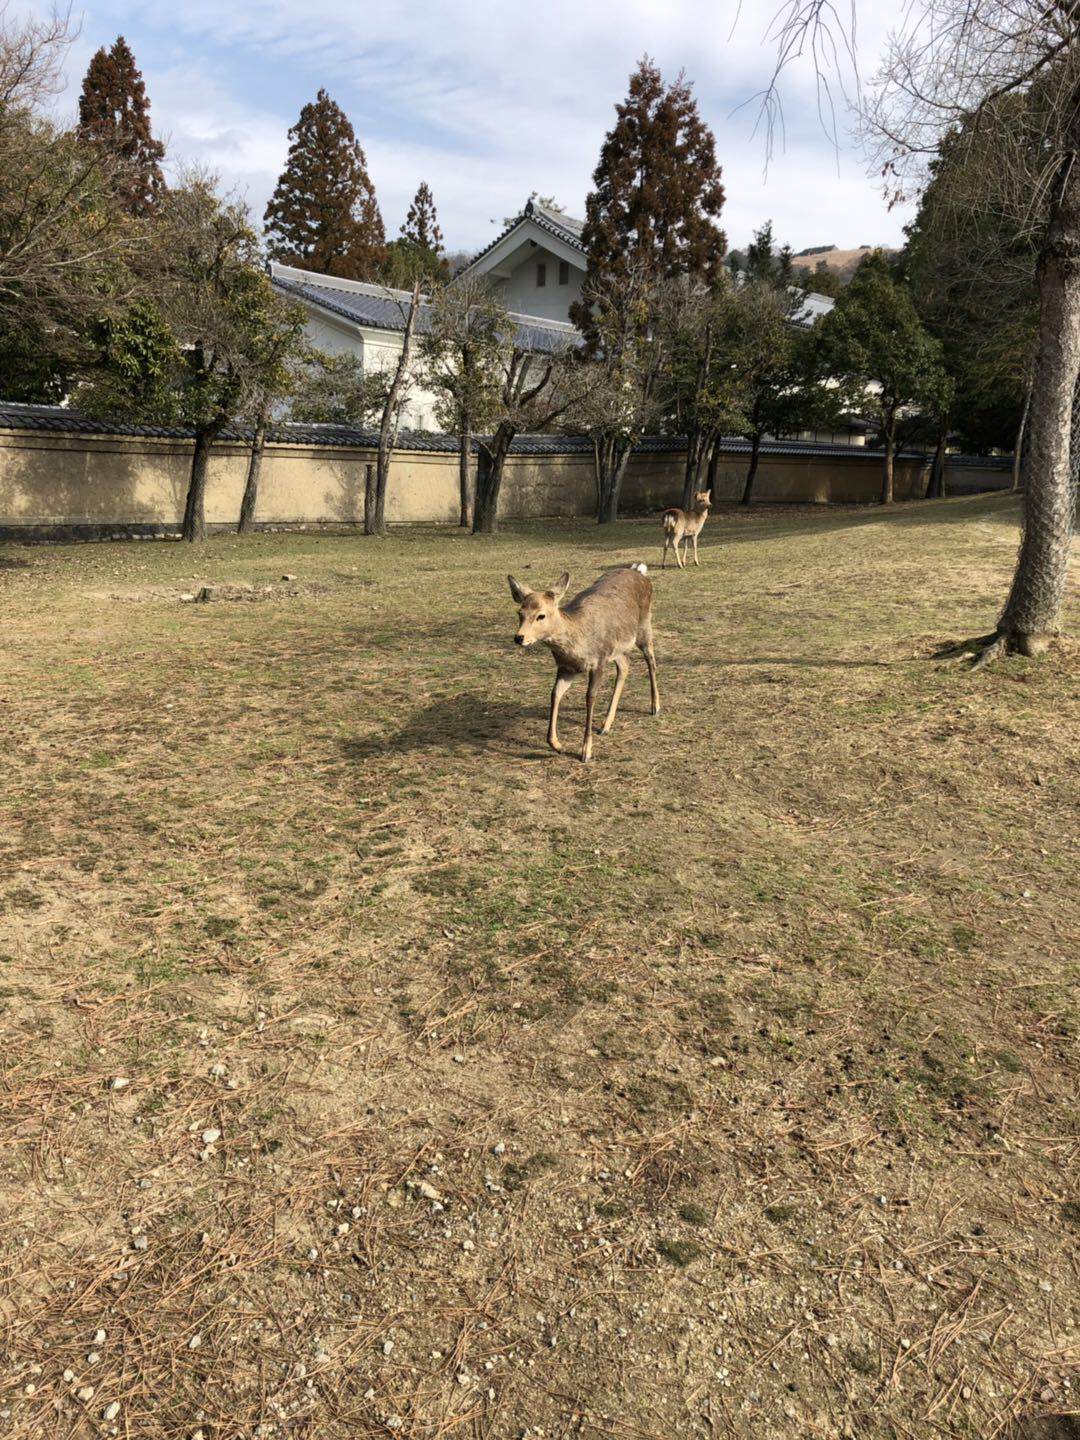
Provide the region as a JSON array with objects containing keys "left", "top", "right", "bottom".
[
  {"left": 271, "top": 196, "right": 859, "bottom": 441},
  {"left": 270, "top": 218, "right": 578, "bottom": 431},
  {"left": 455, "top": 197, "right": 587, "bottom": 322}
]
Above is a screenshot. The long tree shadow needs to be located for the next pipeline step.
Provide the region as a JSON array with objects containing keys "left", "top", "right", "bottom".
[
  {"left": 340, "top": 692, "right": 550, "bottom": 762},
  {"left": 715, "top": 654, "right": 894, "bottom": 670}
]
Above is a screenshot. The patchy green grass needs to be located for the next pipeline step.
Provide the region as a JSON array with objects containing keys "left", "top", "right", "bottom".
[{"left": 0, "top": 494, "right": 1077, "bottom": 1439}]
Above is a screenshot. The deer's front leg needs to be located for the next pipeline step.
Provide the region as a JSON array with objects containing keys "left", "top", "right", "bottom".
[
  {"left": 548, "top": 669, "right": 573, "bottom": 753},
  {"left": 581, "top": 666, "right": 602, "bottom": 762}
]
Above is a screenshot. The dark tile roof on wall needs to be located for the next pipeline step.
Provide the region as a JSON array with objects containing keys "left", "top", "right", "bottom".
[
  {"left": 273, "top": 276, "right": 577, "bottom": 355},
  {"left": 0, "top": 402, "right": 1011, "bottom": 467}
]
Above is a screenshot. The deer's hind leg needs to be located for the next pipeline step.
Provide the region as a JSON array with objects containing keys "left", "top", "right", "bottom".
[
  {"left": 692, "top": 531, "right": 700, "bottom": 566},
  {"left": 638, "top": 625, "right": 660, "bottom": 716},
  {"left": 599, "top": 653, "right": 629, "bottom": 735},
  {"left": 581, "top": 666, "right": 602, "bottom": 762}
]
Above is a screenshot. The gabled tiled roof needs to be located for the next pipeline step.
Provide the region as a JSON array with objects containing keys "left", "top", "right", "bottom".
[
  {"left": 273, "top": 275, "right": 577, "bottom": 355},
  {"left": 458, "top": 197, "right": 586, "bottom": 277}
]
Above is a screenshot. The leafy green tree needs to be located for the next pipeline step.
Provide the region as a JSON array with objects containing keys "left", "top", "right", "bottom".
[
  {"left": 401, "top": 181, "right": 443, "bottom": 253},
  {"left": 418, "top": 276, "right": 507, "bottom": 526},
  {"left": 0, "top": 316, "right": 71, "bottom": 401},
  {"left": 902, "top": 112, "right": 1038, "bottom": 490},
  {"left": 816, "top": 252, "right": 949, "bottom": 503},
  {"left": 563, "top": 262, "right": 665, "bottom": 523},
  {"left": 236, "top": 295, "right": 307, "bottom": 533},
  {"left": 807, "top": 261, "right": 842, "bottom": 298},
  {"left": 572, "top": 57, "right": 725, "bottom": 345},
  {"left": 264, "top": 90, "right": 386, "bottom": 280},
  {"left": 148, "top": 177, "right": 308, "bottom": 540},
  {"left": 76, "top": 35, "right": 165, "bottom": 214},
  {"left": 744, "top": 221, "right": 776, "bottom": 282},
  {"left": 656, "top": 277, "right": 744, "bottom": 506},
  {"left": 719, "top": 282, "right": 841, "bottom": 504},
  {"left": 380, "top": 237, "right": 448, "bottom": 289},
  {"left": 74, "top": 302, "right": 180, "bottom": 422}
]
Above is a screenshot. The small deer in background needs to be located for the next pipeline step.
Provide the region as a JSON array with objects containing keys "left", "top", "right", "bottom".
[
  {"left": 508, "top": 563, "right": 660, "bottom": 763},
  {"left": 661, "top": 490, "right": 712, "bottom": 568}
]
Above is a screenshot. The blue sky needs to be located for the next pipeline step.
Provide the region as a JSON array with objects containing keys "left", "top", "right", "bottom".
[{"left": 28, "top": 0, "right": 913, "bottom": 255}]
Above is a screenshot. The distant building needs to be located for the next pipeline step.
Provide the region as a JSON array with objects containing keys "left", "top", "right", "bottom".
[
  {"left": 455, "top": 197, "right": 587, "bottom": 324},
  {"left": 271, "top": 196, "right": 861, "bottom": 443},
  {"left": 270, "top": 252, "right": 575, "bottom": 431}
]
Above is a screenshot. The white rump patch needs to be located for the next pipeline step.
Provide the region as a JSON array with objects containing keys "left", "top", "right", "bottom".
[{"left": 631, "top": 562, "right": 648, "bottom": 574}]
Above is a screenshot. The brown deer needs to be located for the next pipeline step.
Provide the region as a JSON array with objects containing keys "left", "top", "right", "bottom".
[
  {"left": 507, "top": 563, "right": 660, "bottom": 763},
  {"left": 661, "top": 490, "right": 712, "bottom": 568}
]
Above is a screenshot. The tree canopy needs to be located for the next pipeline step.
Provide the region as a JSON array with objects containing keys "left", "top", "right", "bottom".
[
  {"left": 76, "top": 35, "right": 165, "bottom": 215},
  {"left": 572, "top": 57, "right": 725, "bottom": 344},
  {"left": 263, "top": 90, "right": 386, "bottom": 281}
]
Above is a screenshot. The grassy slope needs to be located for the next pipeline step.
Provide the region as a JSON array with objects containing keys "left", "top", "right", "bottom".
[{"left": 0, "top": 495, "right": 1077, "bottom": 1440}]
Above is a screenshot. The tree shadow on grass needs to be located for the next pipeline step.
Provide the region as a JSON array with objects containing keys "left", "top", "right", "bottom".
[
  {"left": 715, "top": 654, "right": 894, "bottom": 671},
  {"left": 0, "top": 554, "right": 32, "bottom": 570},
  {"left": 340, "top": 692, "right": 551, "bottom": 762},
  {"left": 1006, "top": 1417, "right": 1080, "bottom": 1440}
]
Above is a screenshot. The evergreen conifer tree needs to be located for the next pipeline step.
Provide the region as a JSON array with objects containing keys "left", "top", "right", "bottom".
[
  {"left": 76, "top": 35, "right": 165, "bottom": 214},
  {"left": 264, "top": 90, "right": 386, "bottom": 280}
]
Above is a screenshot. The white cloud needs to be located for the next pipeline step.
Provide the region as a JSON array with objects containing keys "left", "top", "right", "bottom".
[{"left": 33, "top": 0, "right": 914, "bottom": 250}]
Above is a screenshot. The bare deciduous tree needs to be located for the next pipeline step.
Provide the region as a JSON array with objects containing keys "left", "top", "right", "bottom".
[
  {"left": 419, "top": 276, "right": 507, "bottom": 527},
  {"left": 0, "top": 5, "right": 139, "bottom": 345},
  {"left": 764, "top": 0, "right": 1080, "bottom": 664},
  {"left": 368, "top": 279, "right": 422, "bottom": 536},
  {"left": 472, "top": 340, "right": 583, "bottom": 535}
]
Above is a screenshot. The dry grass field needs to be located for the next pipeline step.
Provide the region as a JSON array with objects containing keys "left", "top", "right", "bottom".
[{"left": 0, "top": 494, "right": 1077, "bottom": 1440}]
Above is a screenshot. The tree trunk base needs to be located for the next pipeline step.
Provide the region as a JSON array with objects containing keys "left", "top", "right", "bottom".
[{"left": 933, "top": 628, "right": 1057, "bottom": 668}]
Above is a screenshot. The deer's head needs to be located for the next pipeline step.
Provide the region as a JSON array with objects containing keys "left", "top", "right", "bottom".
[{"left": 507, "top": 572, "right": 570, "bottom": 647}]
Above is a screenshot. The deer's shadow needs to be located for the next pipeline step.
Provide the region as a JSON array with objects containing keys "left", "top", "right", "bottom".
[{"left": 340, "top": 692, "right": 552, "bottom": 762}]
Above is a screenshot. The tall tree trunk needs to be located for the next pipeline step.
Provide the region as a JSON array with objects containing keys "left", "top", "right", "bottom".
[
  {"left": 370, "top": 280, "right": 422, "bottom": 537},
  {"left": 882, "top": 414, "right": 896, "bottom": 505},
  {"left": 681, "top": 430, "right": 710, "bottom": 508},
  {"left": 706, "top": 437, "right": 720, "bottom": 499},
  {"left": 596, "top": 435, "right": 632, "bottom": 524},
  {"left": 995, "top": 156, "right": 1080, "bottom": 653},
  {"left": 459, "top": 424, "right": 472, "bottom": 527},
  {"left": 926, "top": 419, "right": 947, "bottom": 500},
  {"left": 182, "top": 428, "right": 215, "bottom": 542},
  {"left": 741, "top": 431, "right": 762, "bottom": 506},
  {"left": 1011, "top": 376, "right": 1032, "bottom": 493},
  {"left": 363, "top": 463, "right": 375, "bottom": 530},
  {"left": 237, "top": 417, "right": 267, "bottom": 534},
  {"left": 472, "top": 425, "right": 515, "bottom": 534}
]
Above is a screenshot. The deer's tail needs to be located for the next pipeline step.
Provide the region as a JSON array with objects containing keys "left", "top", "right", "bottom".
[
  {"left": 629, "top": 561, "right": 648, "bottom": 575},
  {"left": 661, "top": 509, "right": 679, "bottom": 536}
]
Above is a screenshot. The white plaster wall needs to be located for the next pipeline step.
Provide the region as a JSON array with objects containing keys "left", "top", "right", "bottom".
[
  {"left": 301, "top": 313, "right": 440, "bottom": 431},
  {"left": 497, "top": 245, "right": 583, "bottom": 323}
]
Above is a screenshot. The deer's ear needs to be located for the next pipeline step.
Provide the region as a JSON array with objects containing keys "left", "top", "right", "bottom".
[
  {"left": 551, "top": 571, "right": 570, "bottom": 603},
  {"left": 507, "top": 574, "right": 531, "bottom": 603}
]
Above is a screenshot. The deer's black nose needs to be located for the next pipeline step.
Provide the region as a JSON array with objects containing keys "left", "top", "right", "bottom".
[{"left": 514, "top": 634, "right": 525, "bottom": 645}]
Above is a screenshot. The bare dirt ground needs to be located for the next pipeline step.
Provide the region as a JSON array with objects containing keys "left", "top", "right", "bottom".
[{"left": 0, "top": 494, "right": 1077, "bottom": 1440}]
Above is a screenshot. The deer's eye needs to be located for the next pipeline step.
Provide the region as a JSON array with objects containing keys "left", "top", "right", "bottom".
[{"left": 536, "top": 613, "right": 546, "bottom": 621}]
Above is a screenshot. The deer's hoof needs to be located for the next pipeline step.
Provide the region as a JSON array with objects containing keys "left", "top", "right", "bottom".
[{"left": 547, "top": 739, "right": 562, "bottom": 754}]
